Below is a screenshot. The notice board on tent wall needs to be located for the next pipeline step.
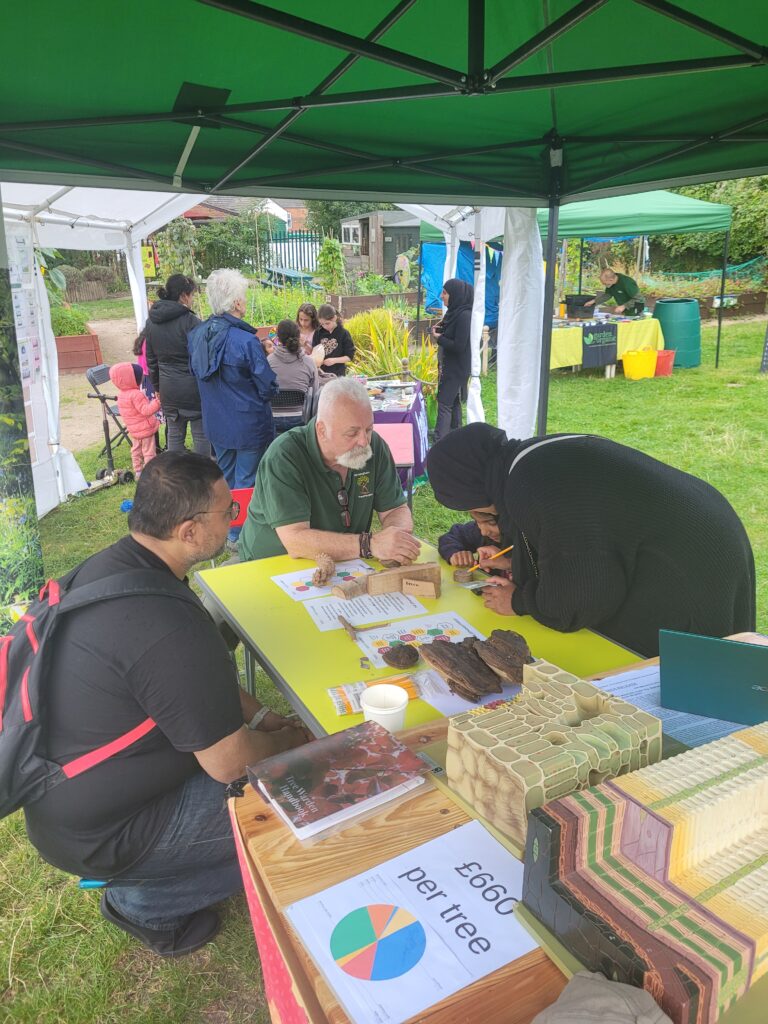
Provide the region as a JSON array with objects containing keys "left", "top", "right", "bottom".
[
  {"left": 5, "top": 223, "right": 85, "bottom": 515},
  {"left": 7, "top": 229, "right": 47, "bottom": 487}
]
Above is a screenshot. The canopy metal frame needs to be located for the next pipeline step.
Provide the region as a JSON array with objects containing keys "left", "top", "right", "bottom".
[{"left": 0, "top": 0, "right": 762, "bottom": 433}]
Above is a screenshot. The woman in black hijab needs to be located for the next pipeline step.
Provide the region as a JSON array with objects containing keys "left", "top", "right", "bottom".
[
  {"left": 432, "top": 278, "right": 474, "bottom": 440},
  {"left": 426, "top": 424, "right": 755, "bottom": 657}
]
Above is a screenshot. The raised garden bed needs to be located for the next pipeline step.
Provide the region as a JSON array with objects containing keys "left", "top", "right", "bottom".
[
  {"left": 328, "top": 291, "right": 419, "bottom": 318},
  {"left": 644, "top": 290, "right": 766, "bottom": 319},
  {"left": 55, "top": 328, "right": 103, "bottom": 374}
]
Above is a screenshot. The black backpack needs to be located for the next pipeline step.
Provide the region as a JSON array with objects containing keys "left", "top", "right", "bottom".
[{"left": 0, "top": 567, "right": 201, "bottom": 818}]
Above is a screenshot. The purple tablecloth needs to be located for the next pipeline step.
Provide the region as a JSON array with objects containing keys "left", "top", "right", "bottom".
[{"left": 372, "top": 383, "right": 429, "bottom": 478}]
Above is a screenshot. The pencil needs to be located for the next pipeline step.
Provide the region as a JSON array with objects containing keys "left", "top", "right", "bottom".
[{"left": 470, "top": 543, "right": 513, "bottom": 569}]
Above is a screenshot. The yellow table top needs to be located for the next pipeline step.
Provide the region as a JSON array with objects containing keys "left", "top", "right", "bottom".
[
  {"left": 197, "top": 544, "right": 639, "bottom": 735},
  {"left": 550, "top": 317, "right": 664, "bottom": 369}
]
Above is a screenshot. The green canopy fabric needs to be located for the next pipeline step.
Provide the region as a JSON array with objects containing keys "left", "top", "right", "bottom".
[
  {"left": 0, "top": 2, "right": 766, "bottom": 203},
  {"left": 418, "top": 189, "right": 732, "bottom": 241},
  {"left": 537, "top": 189, "right": 732, "bottom": 238}
]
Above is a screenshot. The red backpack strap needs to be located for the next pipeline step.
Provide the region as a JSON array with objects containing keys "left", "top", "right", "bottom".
[
  {"left": 0, "top": 636, "right": 12, "bottom": 731},
  {"left": 61, "top": 717, "right": 158, "bottom": 779}
]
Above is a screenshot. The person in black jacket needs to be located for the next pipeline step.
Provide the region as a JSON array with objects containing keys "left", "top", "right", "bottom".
[
  {"left": 312, "top": 303, "right": 355, "bottom": 377},
  {"left": 427, "top": 425, "right": 756, "bottom": 658},
  {"left": 432, "top": 278, "right": 473, "bottom": 441},
  {"left": 143, "top": 274, "right": 210, "bottom": 456}
]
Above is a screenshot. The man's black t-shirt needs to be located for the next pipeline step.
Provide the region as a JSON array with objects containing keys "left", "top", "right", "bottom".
[{"left": 24, "top": 537, "right": 243, "bottom": 878}]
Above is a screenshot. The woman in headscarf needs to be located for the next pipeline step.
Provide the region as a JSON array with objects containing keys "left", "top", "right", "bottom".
[
  {"left": 427, "top": 424, "right": 755, "bottom": 658},
  {"left": 432, "top": 278, "right": 474, "bottom": 440}
]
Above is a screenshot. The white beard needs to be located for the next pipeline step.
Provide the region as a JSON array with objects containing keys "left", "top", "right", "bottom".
[{"left": 337, "top": 444, "right": 373, "bottom": 471}]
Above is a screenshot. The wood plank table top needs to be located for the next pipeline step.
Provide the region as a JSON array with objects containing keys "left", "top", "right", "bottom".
[{"left": 233, "top": 719, "right": 566, "bottom": 1024}]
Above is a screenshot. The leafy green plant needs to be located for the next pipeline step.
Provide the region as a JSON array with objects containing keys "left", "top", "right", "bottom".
[
  {"left": 0, "top": 494, "right": 43, "bottom": 631},
  {"left": 82, "top": 265, "right": 118, "bottom": 288},
  {"left": 50, "top": 305, "right": 89, "bottom": 336},
  {"left": 194, "top": 207, "right": 282, "bottom": 278},
  {"left": 346, "top": 309, "right": 437, "bottom": 392},
  {"left": 315, "top": 236, "right": 346, "bottom": 293},
  {"left": 196, "top": 283, "right": 320, "bottom": 325},
  {"left": 56, "top": 264, "right": 84, "bottom": 288},
  {"left": 155, "top": 216, "right": 200, "bottom": 280},
  {"left": 355, "top": 272, "right": 401, "bottom": 295}
]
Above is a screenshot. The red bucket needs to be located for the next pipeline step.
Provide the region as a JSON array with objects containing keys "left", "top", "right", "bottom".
[{"left": 655, "top": 349, "right": 676, "bottom": 377}]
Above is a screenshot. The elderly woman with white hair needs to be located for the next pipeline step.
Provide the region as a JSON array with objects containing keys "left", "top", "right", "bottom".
[
  {"left": 188, "top": 269, "right": 278, "bottom": 547},
  {"left": 238, "top": 377, "right": 418, "bottom": 564}
]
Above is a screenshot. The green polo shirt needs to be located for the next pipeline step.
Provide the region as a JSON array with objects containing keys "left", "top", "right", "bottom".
[
  {"left": 604, "top": 273, "right": 640, "bottom": 306},
  {"left": 239, "top": 419, "right": 407, "bottom": 561}
]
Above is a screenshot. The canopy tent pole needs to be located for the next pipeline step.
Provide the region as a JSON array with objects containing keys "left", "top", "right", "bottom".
[
  {"left": 536, "top": 198, "right": 560, "bottom": 436},
  {"left": 466, "top": 211, "right": 486, "bottom": 424},
  {"left": 715, "top": 228, "right": 730, "bottom": 369},
  {"left": 415, "top": 240, "right": 423, "bottom": 344},
  {"left": 578, "top": 238, "right": 584, "bottom": 293}
]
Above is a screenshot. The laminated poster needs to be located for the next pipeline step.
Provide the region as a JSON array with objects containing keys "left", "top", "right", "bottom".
[{"left": 286, "top": 819, "right": 537, "bottom": 1024}]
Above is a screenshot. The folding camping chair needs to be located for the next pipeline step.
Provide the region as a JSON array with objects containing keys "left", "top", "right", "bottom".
[
  {"left": 270, "top": 386, "right": 316, "bottom": 434},
  {"left": 85, "top": 364, "right": 131, "bottom": 457}
]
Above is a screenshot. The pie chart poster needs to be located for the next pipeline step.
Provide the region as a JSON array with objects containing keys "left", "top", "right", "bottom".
[{"left": 286, "top": 821, "right": 537, "bottom": 1024}]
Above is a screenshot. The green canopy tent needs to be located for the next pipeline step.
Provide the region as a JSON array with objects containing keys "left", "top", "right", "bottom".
[
  {"left": 0, "top": 1, "right": 766, "bottom": 435},
  {"left": 418, "top": 190, "right": 733, "bottom": 242},
  {"left": 416, "top": 189, "right": 734, "bottom": 365}
]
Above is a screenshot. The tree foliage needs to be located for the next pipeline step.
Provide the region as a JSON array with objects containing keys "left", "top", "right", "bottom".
[
  {"left": 315, "top": 236, "right": 346, "bottom": 293},
  {"left": 305, "top": 200, "right": 395, "bottom": 237},
  {"left": 194, "top": 209, "right": 283, "bottom": 277},
  {"left": 653, "top": 177, "right": 768, "bottom": 268},
  {"left": 155, "top": 216, "right": 200, "bottom": 280}
]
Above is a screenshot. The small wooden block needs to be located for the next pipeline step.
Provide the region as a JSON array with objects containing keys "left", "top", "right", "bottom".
[
  {"left": 402, "top": 578, "right": 438, "bottom": 598},
  {"left": 330, "top": 578, "right": 368, "bottom": 599}
]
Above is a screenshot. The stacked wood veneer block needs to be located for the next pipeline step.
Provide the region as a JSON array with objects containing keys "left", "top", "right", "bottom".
[
  {"left": 446, "top": 659, "right": 662, "bottom": 846},
  {"left": 522, "top": 722, "right": 768, "bottom": 1024}
]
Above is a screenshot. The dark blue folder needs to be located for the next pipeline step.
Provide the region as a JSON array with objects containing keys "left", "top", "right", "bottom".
[{"left": 659, "top": 630, "right": 768, "bottom": 727}]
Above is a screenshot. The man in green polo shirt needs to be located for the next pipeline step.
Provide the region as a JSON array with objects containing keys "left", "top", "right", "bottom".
[
  {"left": 584, "top": 268, "right": 644, "bottom": 316},
  {"left": 239, "top": 378, "right": 420, "bottom": 564}
]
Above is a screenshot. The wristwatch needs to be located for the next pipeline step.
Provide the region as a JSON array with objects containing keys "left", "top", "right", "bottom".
[{"left": 247, "top": 706, "right": 271, "bottom": 731}]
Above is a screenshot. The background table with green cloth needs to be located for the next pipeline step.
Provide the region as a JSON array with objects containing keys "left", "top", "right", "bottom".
[
  {"left": 196, "top": 543, "right": 638, "bottom": 736},
  {"left": 550, "top": 318, "right": 664, "bottom": 370}
]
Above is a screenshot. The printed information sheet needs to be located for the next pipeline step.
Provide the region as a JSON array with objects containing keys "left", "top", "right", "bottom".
[
  {"left": 598, "top": 664, "right": 743, "bottom": 747},
  {"left": 271, "top": 560, "right": 375, "bottom": 602},
  {"left": 303, "top": 592, "right": 427, "bottom": 632},
  {"left": 286, "top": 820, "right": 537, "bottom": 1024}
]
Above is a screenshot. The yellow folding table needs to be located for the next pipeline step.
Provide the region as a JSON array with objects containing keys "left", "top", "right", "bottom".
[{"left": 196, "top": 543, "right": 638, "bottom": 736}]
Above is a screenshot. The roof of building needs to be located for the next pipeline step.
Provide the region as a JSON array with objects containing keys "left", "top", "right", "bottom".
[{"left": 183, "top": 203, "right": 229, "bottom": 220}]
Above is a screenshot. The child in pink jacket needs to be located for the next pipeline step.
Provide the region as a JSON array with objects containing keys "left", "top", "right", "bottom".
[{"left": 109, "top": 362, "right": 161, "bottom": 477}]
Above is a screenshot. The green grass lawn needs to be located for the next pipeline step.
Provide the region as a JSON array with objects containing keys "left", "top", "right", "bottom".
[
  {"left": 77, "top": 295, "right": 136, "bottom": 320},
  {"left": 3, "top": 317, "right": 767, "bottom": 1022}
]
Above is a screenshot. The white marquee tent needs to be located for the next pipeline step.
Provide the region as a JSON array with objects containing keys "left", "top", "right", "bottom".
[
  {"left": 1, "top": 183, "right": 206, "bottom": 515},
  {"left": 399, "top": 203, "right": 543, "bottom": 439}
]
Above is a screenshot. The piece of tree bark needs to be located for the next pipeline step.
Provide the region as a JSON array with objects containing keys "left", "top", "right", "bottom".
[
  {"left": 420, "top": 637, "right": 502, "bottom": 700},
  {"left": 312, "top": 553, "right": 336, "bottom": 587},
  {"left": 475, "top": 630, "right": 534, "bottom": 685}
]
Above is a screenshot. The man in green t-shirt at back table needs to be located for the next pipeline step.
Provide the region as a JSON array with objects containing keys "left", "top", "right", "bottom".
[
  {"left": 584, "top": 267, "right": 644, "bottom": 316},
  {"left": 239, "top": 377, "right": 419, "bottom": 564}
]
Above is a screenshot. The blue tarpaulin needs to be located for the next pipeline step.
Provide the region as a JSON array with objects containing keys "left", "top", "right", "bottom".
[{"left": 420, "top": 241, "right": 501, "bottom": 326}]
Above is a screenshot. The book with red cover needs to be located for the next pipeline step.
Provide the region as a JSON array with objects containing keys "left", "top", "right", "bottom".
[{"left": 247, "top": 721, "right": 428, "bottom": 839}]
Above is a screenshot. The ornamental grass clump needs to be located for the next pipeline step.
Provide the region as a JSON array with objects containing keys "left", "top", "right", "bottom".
[{"left": 346, "top": 309, "right": 437, "bottom": 394}]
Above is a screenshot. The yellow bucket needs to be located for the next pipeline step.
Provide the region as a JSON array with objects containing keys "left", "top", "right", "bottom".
[{"left": 622, "top": 348, "right": 657, "bottom": 380}]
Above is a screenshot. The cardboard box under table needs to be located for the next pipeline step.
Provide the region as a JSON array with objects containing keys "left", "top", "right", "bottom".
[{"left": 195, "top": 543, "right": 638, "bottom": 736}]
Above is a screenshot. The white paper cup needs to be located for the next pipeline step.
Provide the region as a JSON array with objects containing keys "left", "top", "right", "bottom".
[{"left": 360, "top": 684, "right": 409, "bottom": 733}]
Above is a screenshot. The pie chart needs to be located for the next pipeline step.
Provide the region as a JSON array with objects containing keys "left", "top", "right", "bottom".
[{"left": 330, "top": 904, "right": 427, "bottom": 981}]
